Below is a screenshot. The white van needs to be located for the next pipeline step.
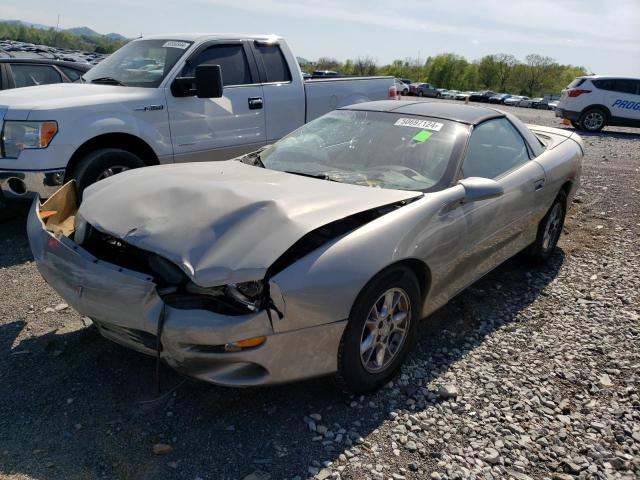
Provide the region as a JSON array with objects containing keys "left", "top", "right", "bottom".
[{"left": 555, "top": 76, "right": 640, "bottom": 132}]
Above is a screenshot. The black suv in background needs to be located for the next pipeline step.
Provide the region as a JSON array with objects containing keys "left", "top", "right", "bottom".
[{"left": 0, "top": 59, "right": 91, "bottom": 90}]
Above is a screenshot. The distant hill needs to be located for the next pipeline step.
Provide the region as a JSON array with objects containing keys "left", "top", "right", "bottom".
[
  {"left": 3, "top": 19, "right": 128, "bottom": 41},
  {"left": 0, "top": 20, "right": 128, "bottom": 53}
]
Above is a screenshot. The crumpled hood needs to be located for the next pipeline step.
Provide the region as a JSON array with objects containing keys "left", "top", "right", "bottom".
[
  {"left": 80, "top": 161, "right": 421, "bottom": 286},
  {"left": 0, "top": 84, "right": 155, "bottom": 119}
]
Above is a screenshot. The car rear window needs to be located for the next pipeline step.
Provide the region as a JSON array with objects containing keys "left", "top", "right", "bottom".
[{"left": 567, "top": 78, "right": 586, "bottom": 88}]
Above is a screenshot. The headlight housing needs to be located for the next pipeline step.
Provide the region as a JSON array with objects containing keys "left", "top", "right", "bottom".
[
  {"left": 226, "top": 281, "right": 264, "bottom": 311},
  {"left": 1, "top": 121, "right": 58, "bottom": 158}
]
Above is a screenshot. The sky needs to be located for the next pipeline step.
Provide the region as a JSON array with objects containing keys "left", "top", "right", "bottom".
[{"left": 2, "top": 0, "right": 639, "bottom": 76}]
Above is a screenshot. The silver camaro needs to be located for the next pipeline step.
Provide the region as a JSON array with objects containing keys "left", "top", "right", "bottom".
[{"left": 28, "top": 101, "right": 583, "bottom": 393}]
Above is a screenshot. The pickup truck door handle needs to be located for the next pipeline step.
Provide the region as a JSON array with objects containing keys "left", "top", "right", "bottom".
[
  {"left": 248, "top": 97, "right": 263, "bottom": 110},
  {"left": 533, "top": 178, "right": 545, "bottom": 190}
]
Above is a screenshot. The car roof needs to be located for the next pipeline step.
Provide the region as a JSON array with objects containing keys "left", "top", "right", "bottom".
[
  {"left": 138, "top": 33, "right": 283, "bottom": 43},
  {"left": 341, "top": 100, "right": 504, "bottom": 125},
  {"left": 578, "top": 75, "right": 640, "bottom": 81},
  {"left": 0, "top": 58, "right": 91, "bottom": 70}
]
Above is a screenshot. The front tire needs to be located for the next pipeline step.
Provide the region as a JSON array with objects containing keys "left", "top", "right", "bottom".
[
  {"left": 578, "top": 108, "right": 607, "bottom": 132},
  {"left": 336, "top": 265, "right": 421, "bottom": 394},
  {"left": 73, "top": 148, "right": 146, "bottom": 195},
  {"left": 525, "top": 190, "right": 567, "bottom": 263}
]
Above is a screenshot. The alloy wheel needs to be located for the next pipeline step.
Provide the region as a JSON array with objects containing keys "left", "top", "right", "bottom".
[
  {"left": 96, "top": 165, "right": 130, "bottom": 180},
  {"left": 359, "top": 287, "right": 411, "bottom": 373},
  {"left": 542, "top": 203, "right": 563, "bottom": 250}
]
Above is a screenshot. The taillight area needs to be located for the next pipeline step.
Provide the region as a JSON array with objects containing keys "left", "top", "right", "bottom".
[
  {"left": 388, "top": 85, "right": 398, "bottom": 99},
  {"left": 568, "top": 89, "right": 591, "bottom": 98}
]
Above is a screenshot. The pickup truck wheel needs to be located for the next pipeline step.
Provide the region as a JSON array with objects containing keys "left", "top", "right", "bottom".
[
  {"left": 336, "top": 265, "right": 420, "bottom": 394},
  {"left": 73, "top": 148, "right": 146, "bottom": 195}
]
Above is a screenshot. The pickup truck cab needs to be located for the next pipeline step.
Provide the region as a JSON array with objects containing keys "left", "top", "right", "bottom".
[{"left": 0, "top": 34, "right": 394, "bottom": 199}]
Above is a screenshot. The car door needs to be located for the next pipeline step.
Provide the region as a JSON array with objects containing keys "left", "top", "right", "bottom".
[
  {"left": 165, "top": 41, "right": 266, "bottom": 163},
  {"left": 250, "top": 41, "right": 305, "bottom": 143},
  {"left": 607, "top": 79, "right": 640, "bottom": 123},
  {"left": 441, "top": 117, "right": 546, "bottom": 296}
]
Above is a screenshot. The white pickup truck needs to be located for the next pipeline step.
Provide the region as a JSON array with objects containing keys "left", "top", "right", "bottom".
[{"left": 0, "top": 34, "right": 395, "bottom": 199}]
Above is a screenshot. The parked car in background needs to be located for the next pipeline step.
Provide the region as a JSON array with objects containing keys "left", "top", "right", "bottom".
[
  {"left": 469, "top": 90, "right": 496, "bottom": 102},
  {"left": 0, "top": 58, "right": 91, "bottom": 89},
  {"left": 0, "top": 34, "right": 395, "bottom": 200},
  {"left": 312, "top": 70, "right": 339, "bottom": 77},
  {"left": 442, "top": 90, "right": 459, "bottom": 99},
  {"left": 519, "top": 97, "right": 540, "bottom": 108},
  {"left": 489, "top": 93, "right": 511, "bottom": 104},
  {"left": 546, "top": 100, "right": 559, "bottom": 110},
  {"left": 415, "top": 83, "right": 441, "bottom": 97},
  {"left": 455, "top": 91, "right": 473, "bottom": 101},
  {"left": 28, "top": 101, "right": 583, "bottom": 393},
  {"left": 400, "top": 78, "right": 412, "bottom": 85},
  {"left": 556, "top": 75, "right": 640, "bottom": 131},
  {"left": 395, "top": 78, "right": 409, "bottom": 96},
  {"left": 504, "top": 96, "right": 527, "bottom": 106}
]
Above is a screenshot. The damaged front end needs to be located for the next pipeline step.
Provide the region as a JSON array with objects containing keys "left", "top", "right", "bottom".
[{"left": 29, "top": 181, "right": 404, "bottom": 386}]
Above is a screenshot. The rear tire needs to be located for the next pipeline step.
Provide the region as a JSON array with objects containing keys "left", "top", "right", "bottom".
[
  {"left": 73, "top": 148, "right": 146, "bottom": 196},
  {"left": 336, "top": 265, "right": 421, "bottom": 394},
  {"left": 402, "top": 88, "right": 409, "bottom": 96},
  {"left": 525, "top": 190, "right": 567, "bottom": 263},
  {"left": 417, "top": 91, "right": 423, "bottom": 97},
  {"left": 578, "top": 108, "right": 607, "bottom": 132}
]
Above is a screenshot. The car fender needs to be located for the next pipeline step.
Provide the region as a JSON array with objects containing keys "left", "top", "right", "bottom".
[{"left": 270, "top": 186, "right": 468, "bottom": 333}]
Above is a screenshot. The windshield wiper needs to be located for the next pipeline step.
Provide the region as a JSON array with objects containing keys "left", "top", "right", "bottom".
[
  {"left": 285, "top": 170, "right": 339, "bottom": 182},
  {"left": 90, "top": 76, "right": 125, "bottom": 86}
]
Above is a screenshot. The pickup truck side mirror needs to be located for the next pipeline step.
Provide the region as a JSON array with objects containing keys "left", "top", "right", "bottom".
[
  {"left": 457, "top": 177, "right": 504, "bottom": 202},
  {"left": 170, "top": 64, "right": 224, "bottom": 98},
  {"left": 194, "top": 65, "right": 223, "bottom": 98}
]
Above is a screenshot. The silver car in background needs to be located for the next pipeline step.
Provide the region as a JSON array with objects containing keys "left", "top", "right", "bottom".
[{"left": 28, "top": 101, "right": 583, "bottom": 393}]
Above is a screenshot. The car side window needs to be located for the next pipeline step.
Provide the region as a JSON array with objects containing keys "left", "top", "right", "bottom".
[
  {"left": 612, "top": 79, "right": 638, "bottom": 95},
  {"left": 10, "top": 64, "right": 62, "bottom": 87},
  {"left": 462, "top": 118, "right": 530, "bottom": 179},
  {"left": 254, "top": 44, "right": 291, "bottom": 83},
  {"left": 58, "top": 66, "right": 83, "bottom": 82},
  {"left": 182, "top": 44, "right": 252, "bottom": 86}
]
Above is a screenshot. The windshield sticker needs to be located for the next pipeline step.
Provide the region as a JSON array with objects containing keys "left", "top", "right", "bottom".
[
  {"left": 163, "top": 41, "right": 190, "bottom": 50},
  {"left": 394, "top": 118, "right": 444, "bottom": 131},
  {"left": 412, "top": 130, "right": 433, "bottom": 142}
]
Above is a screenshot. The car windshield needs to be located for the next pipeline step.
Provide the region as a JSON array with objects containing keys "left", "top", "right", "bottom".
[
  {"left": 260, "top": 110, "right": 467, "bottom": 192},
  {"left": 82, "top": 39, "right": 192, "bottom": 88}
]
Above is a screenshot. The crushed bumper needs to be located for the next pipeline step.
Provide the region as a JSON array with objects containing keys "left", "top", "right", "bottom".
[{"left": 27, "top": 193, "right": 346, "bottom": 386}]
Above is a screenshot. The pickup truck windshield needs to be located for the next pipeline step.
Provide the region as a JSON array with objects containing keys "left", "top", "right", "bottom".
[
  {"left": 261, "top": 110, "right": 468, "bottom": 192},
  {"left": 82, "top": 39, "right": 193, "bottom": 88}
]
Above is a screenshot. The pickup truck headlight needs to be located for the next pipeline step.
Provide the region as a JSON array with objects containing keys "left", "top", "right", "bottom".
[{"left": 1, "top": 121, "right": 58, "bottom": 158}]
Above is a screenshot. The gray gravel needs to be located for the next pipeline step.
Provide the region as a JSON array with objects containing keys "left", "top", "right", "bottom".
[{"left": 1, "top": 102, "right": 639, "bottom": 480}]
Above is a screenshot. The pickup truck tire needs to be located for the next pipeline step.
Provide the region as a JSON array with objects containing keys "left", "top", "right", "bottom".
[{"left": 73, "top": 148, "right": 146, "bottom": 195}]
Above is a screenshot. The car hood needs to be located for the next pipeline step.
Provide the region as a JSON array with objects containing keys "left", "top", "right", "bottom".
[
  {"left": 0, "top": 83, "right": 155, "bottom": 119},
  {"left": 79, "top": 161, "right": 422, "bottom": 287}
]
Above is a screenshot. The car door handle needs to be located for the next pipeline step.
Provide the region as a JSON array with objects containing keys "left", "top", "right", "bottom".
[
  {"left": 533, "top": 178, "right": 545, "bottom": 190},
  {"left": 248, "top": 97, "right": 263, "bottom": 110}
]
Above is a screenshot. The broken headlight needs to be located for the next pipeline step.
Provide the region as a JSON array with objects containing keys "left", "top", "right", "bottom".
[{"left": 226, "top": 281, "right": 264, "bottom": 311}]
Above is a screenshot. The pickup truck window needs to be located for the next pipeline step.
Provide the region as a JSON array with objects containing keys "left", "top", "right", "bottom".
[
  {"left": 82, "top": 39, "right": 191, "bottom": 88},
  {"left": 10, "top": 64, "right": 62, "bottom": 87},
  {"left": 254, "top": 44, "right": 291, "bottom": 83},
  {"left": 182, "top": 45, "right": 252, "bottom": 86}
]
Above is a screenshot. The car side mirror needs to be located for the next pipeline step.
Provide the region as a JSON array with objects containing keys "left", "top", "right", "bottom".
[
  {"left": 458, "top": 177, "right": 504, "bottom": 203},
  {"left": 170, "top": 64, "right": 224, "bottom": 98}
]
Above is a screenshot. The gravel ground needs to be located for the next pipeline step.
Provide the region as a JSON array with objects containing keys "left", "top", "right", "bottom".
[{"left": 0, "top": 102, "right": 638, "bottom": 480}]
